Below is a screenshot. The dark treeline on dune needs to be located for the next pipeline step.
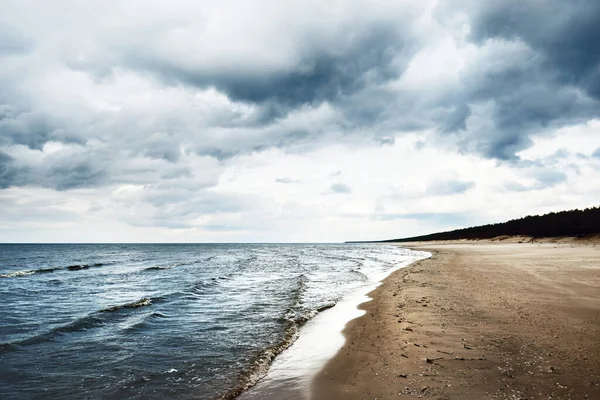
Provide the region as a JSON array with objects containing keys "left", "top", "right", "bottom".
[{"left": 376, "top": 207, "right": 600, "bottom": 243}]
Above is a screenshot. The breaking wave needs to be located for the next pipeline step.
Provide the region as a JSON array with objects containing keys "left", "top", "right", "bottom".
[
  {"left": 1, "top": 263, "right": 110, "bottom": 278},
  {"left": 218, "top": 274, "right": 337, "bottom": 400}
]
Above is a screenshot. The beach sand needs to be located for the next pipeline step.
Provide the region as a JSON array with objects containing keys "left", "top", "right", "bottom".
[{"left": 312, "top": 238, "right": 600, "bottom": 399}]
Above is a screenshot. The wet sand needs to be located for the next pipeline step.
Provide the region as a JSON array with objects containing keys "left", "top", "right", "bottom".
[{"left": 312, "top": 238, "right": 600, "bottom": 399}]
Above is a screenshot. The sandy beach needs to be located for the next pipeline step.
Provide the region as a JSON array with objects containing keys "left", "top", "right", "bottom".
[{"left": 312, "top": 238, "right": 600, "bottom": 399}]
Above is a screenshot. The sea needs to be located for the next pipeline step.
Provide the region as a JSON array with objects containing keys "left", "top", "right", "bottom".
[{"left": 0, "top": 243, "right": 428, "bottom": 399}]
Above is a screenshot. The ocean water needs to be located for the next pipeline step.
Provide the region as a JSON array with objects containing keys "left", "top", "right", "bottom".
[{"left": 0, "top": 243, "right": 426, "bottom": 399}]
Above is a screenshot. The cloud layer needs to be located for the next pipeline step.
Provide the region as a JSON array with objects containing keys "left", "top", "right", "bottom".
[{"left": 1, "top": 0, "right": 599, "bottom": 241}]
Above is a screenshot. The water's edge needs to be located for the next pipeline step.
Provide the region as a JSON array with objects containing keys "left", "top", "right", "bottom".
[{"left": 236, "top": 248, "right": 432, "bottom": 400}]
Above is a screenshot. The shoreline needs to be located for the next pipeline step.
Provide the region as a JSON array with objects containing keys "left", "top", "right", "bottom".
[
  {"left": 312, "top": 238, "right": 600, "bottom": 399},
  {"left": 238, "top": 249, "right": 430, "bottom": 400}
]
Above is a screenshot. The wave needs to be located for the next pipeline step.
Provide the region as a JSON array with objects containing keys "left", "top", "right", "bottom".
[
  {"left": 144, "top": 265, "right": 175, "bottom": 271},
  {"left": 142, "top": 256, "right": 216, "bottom": 272},
  {"left": 180, "top": 272, "right": 238, "bottom": 298},
  {"left": 233, "top": 255, "right": 259, "bottom": 271},
  {"left": 0, "top": 263, "right": 110, "bottom": 279},
  {"left": 278, "top": 274, "right": 338, "bottom": 326},
  {"left": 0, "top": 297, "right": 154, "bottom": 352},
  {"left": 151, "top": 311, "right": 168, "bottom": 318},
  {"left": 363, "top": 254, "right": 394, "bottom": 266},
  {"left": 320, "top": 253, "right": 364, "bottom": 262},
  {"left": 222, "top": 323, "right": 300, "bottom": 400},
  {"left": 217, "top": 323, "right": 300, "bottom": 399},
  {"left": 66, "top": 264, "right": 89, "bottom": 271},
  {"left": 100, "top": 298, "right": 152, "bottom": 313},
  {"left": 351, "top": 268, "right": 369, "bottom": 281},
  {"left": 1, "top": 270, "right": 36, "bottom": 278},
  {"left": 218, "top": 302, "right": 337, "bottom": 399},
  {"left": 117, "top": 310, "right": 168, "bottom": 333},
  {"left": 280, "top": 274, "right": 309, "bottom": 322},
  {"left": 293, "top": 273, "right": 308, "bottom": 302},
  {"left": 217, "top": 274, "right": 338, "bottom": 400},
  {"left": 67, "top": 262, "right": 107, "bottom": 270},
  {"left": 0, "top": 267, "right": 59, "bottom": 278},
  {"left": 216, "top": 252, "right": 389, "bottom": 399}
]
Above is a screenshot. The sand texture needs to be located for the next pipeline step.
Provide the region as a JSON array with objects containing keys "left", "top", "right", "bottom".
[{"left": 312, "top": 239, "right": 600, "bottom": 399}]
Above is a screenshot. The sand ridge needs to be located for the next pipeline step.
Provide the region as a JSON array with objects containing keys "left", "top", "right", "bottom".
[{"left": 312, "top": 239, "right": 600, "bottom": 399}]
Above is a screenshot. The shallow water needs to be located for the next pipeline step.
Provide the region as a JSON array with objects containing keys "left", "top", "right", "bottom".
[{"left": 0, "top": 243, "right": 426, "bottom": 399}]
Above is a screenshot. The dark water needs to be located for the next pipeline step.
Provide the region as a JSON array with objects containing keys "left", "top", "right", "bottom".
[{"left": 0, "top": 243, "right": 424, "bottom": 399}]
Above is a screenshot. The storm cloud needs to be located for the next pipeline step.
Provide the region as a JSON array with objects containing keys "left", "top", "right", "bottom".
[
  {"left": 438, "top": 0, "right": 600, "bottom": 159},
  {"left": 0, "top": 0, "right": 599, "bottom": 241},
  {"left": 130, "top": 25, "right": 409, "bottom": 110},
  {"left": 464, "top": 0, "right": 600, "bottom": 99}
]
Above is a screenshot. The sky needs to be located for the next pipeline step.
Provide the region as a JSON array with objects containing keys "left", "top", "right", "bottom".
[{"left": 1, "top": 0, "right": 600, "bottom": 243}]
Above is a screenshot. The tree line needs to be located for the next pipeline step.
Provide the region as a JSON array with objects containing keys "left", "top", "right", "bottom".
[{"left": 384, "top": 207, "right": 600, "bottom": 242}]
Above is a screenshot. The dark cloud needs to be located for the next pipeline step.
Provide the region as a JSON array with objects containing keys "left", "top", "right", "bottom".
[
  {"left": 0, "top": 152, "right": 109, "bottom": 191},
  {"left": 0, "top": 109, "right": 52, "bottom": 150},
  {"left": 461, "top": 59, "right": 596, "bottom": 160},
  {"left": 0, "top": 151, "right": 18, "bottom": 188},
  {"left": 0, "top": 107, "right": 84, "bottom": 150},
  {"left": 427, "top": 179, "right": 475, "bottom": 196},
  {"left": 126, "top": 24, "right": 412, "bottom": 118},
  {"left": 466, "top": 0, "right": 600, "bottom": 99},
  {"left": 49, "top": 161, "right": 107, "bottom": 191},
  {"left": 442, "top": 103, "right": 471, "bottom": 133},
  {"left": 436, "top": 0, "right": 600, "bottom": 160}
]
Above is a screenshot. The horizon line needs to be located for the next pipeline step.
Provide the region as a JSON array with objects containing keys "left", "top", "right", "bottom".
[{"left": 0, "top": 241, "right": 376, "bottom": 245}]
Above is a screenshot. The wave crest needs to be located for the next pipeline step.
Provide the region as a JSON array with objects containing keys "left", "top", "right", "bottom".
[
  {"left": 101, "top": 298, "right": 152, "bottom": 312},
  {"left": 217, "top": 275, "right": 337, "bottom": 400},
  {"left": 1, "top": 297, "right": 155, "bottom": 352},
  {"left": 1, "top": 263, "right": 109, "bottom": 279}
]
